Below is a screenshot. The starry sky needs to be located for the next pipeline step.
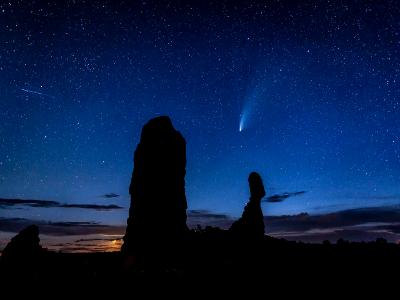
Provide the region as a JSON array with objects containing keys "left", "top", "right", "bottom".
[{"left": 1, "top": 0, "right": 400, "bottom": 251}]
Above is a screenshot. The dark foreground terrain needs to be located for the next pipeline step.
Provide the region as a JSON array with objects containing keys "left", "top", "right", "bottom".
[{"left": 1, "top": 230, "right": 399, "bottom": 294}]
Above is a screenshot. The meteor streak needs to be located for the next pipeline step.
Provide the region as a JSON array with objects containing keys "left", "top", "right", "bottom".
[{"left": 20, "top": 88, "right": 53, "bottom": 98}]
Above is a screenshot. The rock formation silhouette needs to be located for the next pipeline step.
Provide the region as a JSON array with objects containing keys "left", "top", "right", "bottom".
[
  {"left": 1, "top": 225, "right": 44, "bottom": 266},
  {"left": 229, "top": 172, "right": 266, "bottom": 237},
  {"left": 121, "top": 116, "right": 188, "bottom": 257}
]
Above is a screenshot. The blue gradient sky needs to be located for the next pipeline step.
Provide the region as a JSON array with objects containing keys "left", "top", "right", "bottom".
[{"left": 1, "top": 1, "right": 400, "bottom": 249}]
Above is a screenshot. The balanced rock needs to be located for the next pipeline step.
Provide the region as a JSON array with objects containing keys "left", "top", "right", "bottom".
[{"left": 230, "top": 172, "right": 266, "bottom": 237}]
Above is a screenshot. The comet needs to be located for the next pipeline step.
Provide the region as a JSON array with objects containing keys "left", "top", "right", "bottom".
[
  {"left": 238, "top": 100, "right": 252, "bottom": 132},
  {"left": 239, "top": 65, "right": 270, "bottom": 132},
  {"left": 239, "top": 111, "right": 246, "bottom": 132}
]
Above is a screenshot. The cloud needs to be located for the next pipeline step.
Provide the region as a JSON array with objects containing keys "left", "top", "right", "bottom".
[
  {"left": 0, "top": 198, "right": 59, "bottom": 208},
  {"left": 188, "top": 210, "right": 231, "bottom": 219},
  {"left": 264, "top": 191, "right": 307, "bottom": 203},
  {"left": 187, "top": 210, "right": 233, "bottom": 229},
  {"left": 269, "top": 228, "right": 400, "bottom": 244},
  {"left": 58, "top": 204, "right": 123, "bottom": 210},
  {"left": 100, "top": 193, "right": 120, "bottom": 198},
  {"left": 267, "top": 205, "right": 400, "bottom": 232},
  {"left": 0, "top": 198, "right": 123, "bottom": 210},
  {"left": 266, "top": 205, "right": 400, "bottom": 242},
  {"left": 74, "top": 237, "right": 123, "bottom": 243},
  {"left": 0, "top": 217, "right": 125, "bottom": 236}
]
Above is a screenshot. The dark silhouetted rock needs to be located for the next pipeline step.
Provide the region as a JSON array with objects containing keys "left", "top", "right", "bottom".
[
  {"left": 1, "top": 225, "right": 43, "bottom": 264},
  {"left": 122, "top": 116, "right": 188, "bottom": 257},
  {"left": 229, "top": 172, "right": 265, "bottom": 237}
]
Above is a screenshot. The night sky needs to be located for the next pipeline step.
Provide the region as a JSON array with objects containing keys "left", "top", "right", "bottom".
[{"left": 1, "top": 1, "right": 400, "bottom": 251}]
